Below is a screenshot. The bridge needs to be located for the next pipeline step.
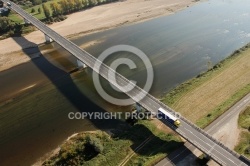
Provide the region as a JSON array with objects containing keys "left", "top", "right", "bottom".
[{"left": 3, "top": 1, "right": 250, "bottom": 165}]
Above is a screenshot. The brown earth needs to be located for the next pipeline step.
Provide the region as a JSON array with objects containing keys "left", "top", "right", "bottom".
[{"left": 0, "top": 0, "right": 196, "bottom": 72}]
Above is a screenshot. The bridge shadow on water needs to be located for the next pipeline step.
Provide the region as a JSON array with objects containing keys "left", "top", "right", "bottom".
[
  {"left": 9, "top": 36, "right": 183, "bottom": 165},
  {"left": 11, "top": 36, "right": 123, "bottom": 130}
]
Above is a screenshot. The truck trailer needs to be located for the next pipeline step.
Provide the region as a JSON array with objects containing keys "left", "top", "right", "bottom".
[{"left": 158, "top": 107, "right": 181, "bottom": 127}]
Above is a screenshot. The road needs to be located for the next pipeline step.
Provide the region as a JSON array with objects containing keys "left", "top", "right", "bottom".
[
  {"left": 156, "top": 93, "right": 250, "bottom": 166},
  {"left": 2, "top": 0, "right": 249, "bottom": 165}
]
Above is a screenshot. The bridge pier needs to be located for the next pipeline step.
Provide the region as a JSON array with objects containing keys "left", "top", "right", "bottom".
[
  {"left": 77, "top": 59, "right": 87, "bottom": 69},
  {"left": 44, "top": 34, "right": 53, "bottom": 43}
]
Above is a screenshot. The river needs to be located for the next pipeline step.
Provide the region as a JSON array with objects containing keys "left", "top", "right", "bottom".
[{"left": 1, "top": 0, "right": 250, "bottom": 165}]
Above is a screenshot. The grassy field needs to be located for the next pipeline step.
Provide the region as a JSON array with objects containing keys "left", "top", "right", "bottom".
[
  {"left": 43, "top": 120, "right": 183, "bottom": 166},
  {"left": 8, "top": 11, "right": 24, "bottom": 23},
  {"left": 8, "top": 0, "right": 62, "bottom": 23},
  {"left": 234, "top": 107, "right": 250, "bottom": 159},
  {"left": 162, "top": 44, "right": 250, "bottom": 128},
  {"left": 238, "top": 106, "right": 250, "bottom": 130}
]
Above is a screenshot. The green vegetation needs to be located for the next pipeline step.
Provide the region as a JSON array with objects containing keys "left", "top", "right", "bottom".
[
  {"left": 238, "top": 107, "right": 250, "bottom": 130},
  {"left": 43, "top": 131, "right": 131, "bottom": 165},
  {"left": 163, "top": 46, "right": 247, "bottom": 107},
  {"left": 196, "top": 154, "right": 209, "bottom": 165},
  {"left": 31, "top": 8, "right": 35, "bottom": 13},
  {"left": 0, "top": 17, "right": 35, "bottom": 39},
  {"left": 196, "top": 83, "right": 250, "bottom": 128},
  {"left": 42, "top": 3, "right": 51, "bottom": 19},
  {"left": 43, "top": 132, "right": 107, "bottom": 165},
  {"left": 8, "top": 11, "right": 23, "bottom": 23},
  {"left": 235, "top": 107, "right": 250, "bottom": 159},
  {"left": 1, "top": 0, "right": 119, "bottom": 38},
  {"left": 43, "top": 120, "right": 183, "bottom": 166},
  {"left": 122, "top": 120, "right": 183, "bottom": 166},
  {"left": 8, "top": 0, "right": 119, "bottom": 22},
  {"left": 162, "top": 43, "right": 250, "bottom": 128}
]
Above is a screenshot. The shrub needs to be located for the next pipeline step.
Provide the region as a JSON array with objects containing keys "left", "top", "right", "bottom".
[
  {"left": 86, "top": 135, "right": 104, "bottom": 153},
  {"left": 31, "top": 8, "right": 35, "bottom": 13},
  {"left": 245, "top": 146, "right": 250, "bottom": 154}
]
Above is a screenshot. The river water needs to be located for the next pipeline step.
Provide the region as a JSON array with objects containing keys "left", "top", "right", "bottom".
[
  {"left": 1, "top": 0, "right": 250, "bottom": 165},
  {"left": 69, "top": 0, "right": 250, "bottom": 96}
]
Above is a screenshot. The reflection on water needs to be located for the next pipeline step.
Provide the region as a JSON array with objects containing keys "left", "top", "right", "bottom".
[{"left": 1, "top": 0, "right": 250, "bottom": 165}]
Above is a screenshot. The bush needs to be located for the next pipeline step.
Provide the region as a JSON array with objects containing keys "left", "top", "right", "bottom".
[
  {"left": 8, "top": 30, "right": 14, "bottom": 36},
  {"left": 245, "top": 146, "right": 250, "bottom": 154},
  {"left": 86, "top": 135, "right": 104, "bottom": 153},
  {"left": 33, "top": 0, "right": 42, "bottom": 5},
  {"left": 38, "top": 7, "right": 41, "bottom": 14},
  {"left": 31, "top": 8, "right": 35, "bottom": 13},
  {"left": 0, "top": 17, "right": 14, "bottom": 33}
]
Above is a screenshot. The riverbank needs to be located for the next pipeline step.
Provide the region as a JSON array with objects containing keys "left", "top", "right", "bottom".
[
  {"left": 162, "top": 43, "right": 250, "bottom": 128},
  {"left": 0, "top": 0, "right": 196, "bottom": 72},
  {"left": 40, "top": 120, "right": 182, "bottom": 166},
  {"left": 156, "top": 43, "right": 250, "bottom": 165}
]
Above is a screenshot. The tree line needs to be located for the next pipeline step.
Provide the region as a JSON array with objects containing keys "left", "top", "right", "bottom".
[
  {"left": 41, "top": 0, "right": 118, "bottom": 20},
  {"left": 0, "top": 0, "right": 118, "bottom": 38}
]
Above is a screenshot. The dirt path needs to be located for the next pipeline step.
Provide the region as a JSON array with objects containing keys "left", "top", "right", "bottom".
[{"left": 0, "top": 0, "right": 195, "bottom": 72}]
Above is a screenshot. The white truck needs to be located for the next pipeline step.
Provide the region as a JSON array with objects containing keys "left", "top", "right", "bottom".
[{"left": 158, "top": 107, "right": 181, "bottom": 127}]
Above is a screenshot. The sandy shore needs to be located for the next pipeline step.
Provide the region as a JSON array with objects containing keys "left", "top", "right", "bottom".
[{"left": 0, "top": 0, "right": 195, "bottom": 72}]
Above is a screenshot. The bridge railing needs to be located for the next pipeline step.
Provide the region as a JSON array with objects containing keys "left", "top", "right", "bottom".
[{"left": 239, "top": 155, "right": 250, "bottom": 165}]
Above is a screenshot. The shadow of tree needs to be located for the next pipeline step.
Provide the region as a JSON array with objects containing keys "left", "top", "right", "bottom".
[{"left": 113, "top": 122, "right": 184, "bottom": 162}]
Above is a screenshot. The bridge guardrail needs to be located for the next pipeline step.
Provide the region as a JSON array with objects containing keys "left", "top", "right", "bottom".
[{"left": 239, "top": 155, "right": 250, "bottom": 165}]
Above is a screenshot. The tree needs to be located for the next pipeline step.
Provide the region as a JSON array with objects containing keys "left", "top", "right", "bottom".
[
  {"left": 60, "top": 0, "right": 70, "bottom": 14},
  {"left": 38, "top": 7, "right": 41, "bottom": 14},
  {"left": 74, "top": 0, "right": 82, "bottom": 11},
  {"left": 50, "top": 2, "right": 61, "bottom": 16},
  {"left": 42, "top": 3, "right": 50, "bottom": 19},
  {"left": 82, "top": 0, "right": 89, "bottom": 8},
  {"left": 31, "top": 8, "right": 35, "bottom": 13},
  {"left": 86, "top": 135, "right": 104, "bottom": 153},
  {"left": 0, "top": 17, "right": 13, "bottom": 33},
  {"left": 97, "top": 0, "right": 104, "bottom": 4},
  {"left": 32, "top": 0, "right": 42, "bottom": 5},
  {"left": 89, "top": 0, "right": 97, "bottom": 6},
  {"left": 67, "top": 0, "right": 75, "bottom": 13}
]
